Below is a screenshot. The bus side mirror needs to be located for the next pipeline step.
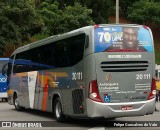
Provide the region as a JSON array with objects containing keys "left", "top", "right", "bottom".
[
  {"left": 2, "top": 64, "right": 8, "bottom": 76},
  {"left": 2, "top": 67, "right": 6, "bottom": 76}
]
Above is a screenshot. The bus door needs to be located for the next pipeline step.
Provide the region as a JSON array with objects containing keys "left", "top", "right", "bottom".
[{"left": 28, "top": 71, "right": 39, "bottom": 109}]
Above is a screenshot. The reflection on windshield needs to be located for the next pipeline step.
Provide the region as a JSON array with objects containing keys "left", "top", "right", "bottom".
[{"left": 0, "top": 60, "right": 9, "bottom": 73}]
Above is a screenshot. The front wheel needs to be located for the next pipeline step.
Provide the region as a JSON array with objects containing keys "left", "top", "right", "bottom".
[
  {"left": 53, "top": 97, "right": 65, "bottom": 122},
  {"left": 14, "top": 95, "right": 25, "bottom": 111}
]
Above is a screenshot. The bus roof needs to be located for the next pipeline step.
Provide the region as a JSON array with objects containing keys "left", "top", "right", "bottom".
[{"left": 98, "top": 24, "right": 141, "bottom": 27}]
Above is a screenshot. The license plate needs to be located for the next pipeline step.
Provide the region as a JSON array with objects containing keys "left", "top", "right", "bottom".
[{"left": 121, "top": 105, "right": 133, "bottom": 111}]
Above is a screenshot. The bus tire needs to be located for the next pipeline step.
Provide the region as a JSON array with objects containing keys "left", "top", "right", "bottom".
[
  {"left": 5, "top": 98, "right": 8, "bottom": 102},
  {"left": 14, "top": 94, "right": 25, "bottom": 111},
  {"left": 53, "top": 97, "right": 65, "bottom": 122}
]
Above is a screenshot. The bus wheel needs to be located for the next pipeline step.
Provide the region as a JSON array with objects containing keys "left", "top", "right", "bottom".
[
  {"left": 53, "top": 98, "right": 65, "bottom": 122},
  {"left": 5, "top": 98, "right": 8, "bottom": 102},
  {"left": 14, "top": 95, "right": 25, "bottom": 111}
]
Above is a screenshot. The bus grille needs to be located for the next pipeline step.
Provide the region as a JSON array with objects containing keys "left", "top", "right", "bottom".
[
  {"left": 101, "top": 61, "right": 148, "bottom": 72},
  {"left": 72, "top": 89, "right": 84, "bottom": 114}
]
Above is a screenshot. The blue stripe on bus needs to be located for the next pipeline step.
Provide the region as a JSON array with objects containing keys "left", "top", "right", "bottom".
[{"left": 0, "top": 58, "right": 9, "bottom": 60}]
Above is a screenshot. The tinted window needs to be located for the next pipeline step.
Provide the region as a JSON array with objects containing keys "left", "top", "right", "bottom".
[
  {"left": 13, "top": 34, "right": 85, "bottom": 73},
  {"left": 68, "top": 34, "right": 85, "bottom": 66}
]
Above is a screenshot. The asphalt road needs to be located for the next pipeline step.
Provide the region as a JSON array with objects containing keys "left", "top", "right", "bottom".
[{"left": 0, "top": 100, "right": 160, "bottom": 130}]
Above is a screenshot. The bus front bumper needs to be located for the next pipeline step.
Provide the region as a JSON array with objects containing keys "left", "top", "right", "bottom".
[
  {"left": 86, "top": 98, "right": 155, "bottom": 118},
  {"left": 0, "top": 92, "right": 7, "bottom": 98}
]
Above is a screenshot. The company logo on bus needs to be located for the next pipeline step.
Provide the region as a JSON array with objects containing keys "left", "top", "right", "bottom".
[
  {"left": 106, "top": 74, "right": 112, "bottom": 82},
  {"left": 29, "top": 77, "right": 34, "bottom": 82},
  {"left": 0, "top": 78, "right": 7, "bottom": 83}
]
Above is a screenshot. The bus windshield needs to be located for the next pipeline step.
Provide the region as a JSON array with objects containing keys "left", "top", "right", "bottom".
[
  {"left": 0, "top": 59, "right": 9, "bottom": 73},
  {"left": 94, "top": 26, "right": 153, "bottom": 52}
]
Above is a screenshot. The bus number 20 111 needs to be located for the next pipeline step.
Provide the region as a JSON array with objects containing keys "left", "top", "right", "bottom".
[
  {"left": 72, "top": 72, "right": 83, "bottom": 80},
  {"left": 136, "top": 74, "right": 151, "bottom": 80}
]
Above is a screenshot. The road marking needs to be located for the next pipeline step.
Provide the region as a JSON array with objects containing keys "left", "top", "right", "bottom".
[{"left": 88, "top": 127, "right": 105, "bottom": 130}]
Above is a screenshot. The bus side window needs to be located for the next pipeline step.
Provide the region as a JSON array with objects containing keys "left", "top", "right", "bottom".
[{"left": 68, "top": 34, "right": 85, "bottom": 66}]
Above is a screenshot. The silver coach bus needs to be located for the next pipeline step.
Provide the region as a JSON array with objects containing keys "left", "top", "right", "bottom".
[{"left": 6, "top": 24, "right": 156, "bottom": 122}]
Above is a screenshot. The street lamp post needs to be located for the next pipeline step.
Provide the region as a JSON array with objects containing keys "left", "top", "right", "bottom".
[{"left": 116, "top": 0, "right": 119, "bottom": 24}]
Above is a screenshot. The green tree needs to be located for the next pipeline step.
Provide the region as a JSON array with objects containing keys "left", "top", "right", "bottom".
[
  {"left": 39, "top": 1, "right": 64, "bottom": 35},
  {"left": 39, "top": 0, "right": 110, "bottom": 24},
  {"left": 119, "top": 0, "right": 140, "bottom": 17},
  {"left": 63, "top": 2, "right": 94, "bottom": 32},
  {"left": 0, "top": 0, "right": 43, "bottom": 55},
  {"left": 39, "top": 2, "right": 94, "bottom": 35},
  {"left": 0, "top": 1, "right": 19, "bottom": 55},
  {"left": 85, "top": 0, "right": 110, "bottom": 23},
  {"left": 127, "top": 0, "right": 160, "bottom": 25}
]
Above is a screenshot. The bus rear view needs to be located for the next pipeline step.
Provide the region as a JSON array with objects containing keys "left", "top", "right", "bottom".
[{"left": 87, "top": 24, "right": 156, "bottom": 118}]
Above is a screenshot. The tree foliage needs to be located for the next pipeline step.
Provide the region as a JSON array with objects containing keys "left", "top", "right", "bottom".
[
  {"left": 127, "top": 0, "right": 160, "bottom": 25},
  {"left": 0, "top": 1, "right": 19, "bottom": 55},
  {"left": 119, "top": 0, "right": 140, "bottom": 17},
  {"left": 63, "top": 3, "right": 94, "bottom": 32},
  {"left": 2, "top": 0, "right": 160, "bottom": 57},
  {"left": 0, "top": 0, "right": 43, "bottom": 55},
  {"left": 58, "top": 0, "right": 110, "bottom": 24},
  {"left": 85, "top": 0, "right": 110, "bottom": 23},
  {"left": 39, "top": 2, "right": 94, "bottom": 35}
]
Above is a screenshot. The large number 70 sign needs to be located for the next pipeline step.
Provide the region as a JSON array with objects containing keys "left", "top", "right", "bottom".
[
  {"left": 97, "top": 32, "right": 123, "bottom": 43},
  {"left": 98, "top": 32, "right": 111, "bottom": 43}
]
